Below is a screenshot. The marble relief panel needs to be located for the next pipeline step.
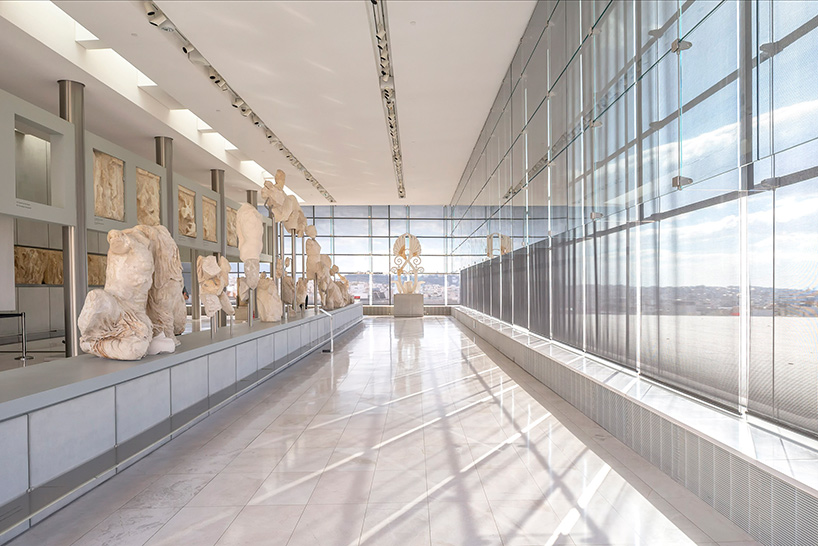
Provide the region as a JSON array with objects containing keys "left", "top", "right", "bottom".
[
  {"left": 178, "top": 186, "right": 196, "bottom": 238},
  {"left": 93, "top": 150, "right": 125, "bottom": 221},
  {"left": 226, "top": 207, "right": 238, "bottom": 247},
  {"left": 43, "top": 250, "right": 63, "bottom": 285},
  {"left": 14, "top": 247, "right": 63, "bottom": 285},
  {"left": 14, "top": 247, "right": 46, "bottom": 284},
  {"left": 136, "top": 167, "right": 161, "bottom": 226},
  {"left": 88, "top": 254, "right": 107, "bottom": 286},
  {"left": 203, "top": 196, "right": 218, "bottom": 243}
]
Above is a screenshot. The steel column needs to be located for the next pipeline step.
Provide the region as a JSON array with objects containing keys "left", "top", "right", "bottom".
[{"left": 59, "top": 80, "right": 88, "bottom": 358}]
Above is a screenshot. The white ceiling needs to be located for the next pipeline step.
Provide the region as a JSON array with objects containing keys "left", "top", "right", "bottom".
[{"left": 14, "top": 0, "right": 536, "bottom": 205}]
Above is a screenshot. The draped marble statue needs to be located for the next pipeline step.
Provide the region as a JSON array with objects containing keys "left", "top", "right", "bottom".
[
  {"left": 237, "top": 202, "right": 264, "bottom": 290},
  {"left": 78, "top": 225, "right": 186, "bottom": 360},
  {"left": 256, "top": 272, "right": 283, "bottom": 322},
  {"left": 197, "top": 255, "right": 235, "bottom": 318}
]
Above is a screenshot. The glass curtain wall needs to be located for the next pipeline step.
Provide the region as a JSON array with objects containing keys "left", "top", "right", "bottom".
[
  {"left": 280, "top": 205, "right": 460, "bottom": 305},
  {"left": 452, "top": 0, "right": 818, "bottom": 437}
]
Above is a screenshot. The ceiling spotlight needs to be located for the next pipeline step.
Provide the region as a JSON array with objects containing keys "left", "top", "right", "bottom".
[
  {"left": 143, "top": 2, "right": 157, "bottom": 16},
  {"left": 181, "top": 41, "right": 194, "bottom": 54},
  {"left": 148, "top": 12, "right": 166, "bottom": 26},
  {"left": 148, "top": 13, "right": 175, "bottom": 32},
  {"left": 187, "top": 50, "right": 208, "bottom": 65},
  {"left": 250, "top": 114, "right": 261, "bottom": 126},
  {"left": 264, "top": 129, "right": 275, "bottom": 140},
  {"left": 216, "top": 80, "right": 228, "bottom": 90},
  {"left": 232, "top": 96, "right": 244, "bottom": 108},
  {"left": 208, "top": 68, "right": 221, "bottom": 84},
  {"left": 240, "top": 106, "right": 252, "bottom": 117}
]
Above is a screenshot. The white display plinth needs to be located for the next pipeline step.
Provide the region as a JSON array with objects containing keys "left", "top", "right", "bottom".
[{"left": 394, "top": 294, "right": 424, "bottom": 317}]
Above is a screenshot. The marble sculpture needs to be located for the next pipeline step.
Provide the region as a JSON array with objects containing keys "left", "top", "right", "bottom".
[
  {"left": 261, "top": 169, "right": 293, "bottom": 222},
  {"left": 197, "top": 255, "right": 235, "bottom": 318},
  {"left": 78, "top": 225, "right": 186, "bottom": 360},
  {"left": 256, "top": 272, "right": 283, "bottom": 322},
  {"left": 281, "top": 257, "right": 295, "bottom": 306},
  {"left": 392, "top": 233, "right": 424, "bottom": 294},
  {"left": 237, "top": 203, "right": 264, "bottom": 290},
  {"left": 295, "top": 278, "right": 308, "bottom": 310}
]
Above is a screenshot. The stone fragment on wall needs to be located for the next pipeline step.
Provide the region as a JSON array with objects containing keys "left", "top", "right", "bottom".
[
  {"left": 93, "top": 150, "right": 125, "bottom": 221},
  {"left": 203, "top": 196, "right": 217, "bottom": 243},
  {"left": 88, "top": 254, "right": 107, "bottom": 286},
  {"left": 14, "top": 247, "right": 64, "bottom": 285},
  {"left": 178, "top": 186, "right": 196, "bottom": 238},
  {"left": 226, "top": 206, "right": 238, "bottom": 247},
  {"left": 14, "top": 246, "right": 46, "bottom": 284},
  {"left": 136, "top": 167, "right": 161, "bottom": 226},
  {"left": 43, "top": 249, "right": 63, "bottom": 285}
]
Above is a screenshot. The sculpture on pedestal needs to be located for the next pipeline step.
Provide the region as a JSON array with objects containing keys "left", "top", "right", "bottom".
[
  {"left": 236, "top": 203, "right": 264, "bottom": 290},
  {"left": 78, "top": 228, "right": 153, "bottom": 360},
  {"left": 78, "top": 224, "right": 186, "bottom": 360},
  {"left": 262, "top": 169, "right": 294, "bottom": 224},
  {"left": 256, "top": 272, "right": 282, "bottom": 322},
  {"left": 197, "top": 255, "right": 235, "bottom": 318},
  {"left": 136, "top": 225, "right": 186, "bottom": 353},
  {"left": 281, "top": 257, "right": 295, "bottom": 307},
  {"left": 296, "top": 278, "right": 308, "bottom": 311},
  {"left": 391, "top": 233, "right": 424, "bottom": 294}
]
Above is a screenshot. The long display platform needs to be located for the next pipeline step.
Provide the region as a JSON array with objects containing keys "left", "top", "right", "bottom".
[{"left": 0, "top": 304, "right": 362, "bottom": 544}]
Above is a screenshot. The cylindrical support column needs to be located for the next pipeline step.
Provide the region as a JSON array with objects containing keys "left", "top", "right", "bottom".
[
  {"left": 59, "top": 80, "right": 88, "bottom": 358},
  {"left": 279, "top": 223, "right": 286, "bottom": 319},
  {"left": 211, "top": 169, "right": 227, "bottom": 327},
  {"left": 211, "top": 169, "right": 227, "bottom": 258},
  {"left": 290, "top": 229, "right": 297, "bottom": 313},
  {"left": 190, "top": 250, "right": 200, "bottom": 320},
  {"left": 301, "top": 236, "right": 306, "bottom": 280},
  {"left": 155, "top": 137, "right": 174, "bottom": 235},
  {"left": 314, "top": 273, "right": 318, "bottom": 311},
  {"left": 246, "top": 190, "right": 258, "bottom": 319}
]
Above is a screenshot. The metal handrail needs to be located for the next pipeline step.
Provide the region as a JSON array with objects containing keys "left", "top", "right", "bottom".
[{"left": 319, "top": 308, "right": 334, "bottom": 353}]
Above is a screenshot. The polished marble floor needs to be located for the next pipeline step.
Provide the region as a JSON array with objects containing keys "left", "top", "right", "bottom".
[{"left": 9, "top": 317, "right": 760, "bottom": 546}]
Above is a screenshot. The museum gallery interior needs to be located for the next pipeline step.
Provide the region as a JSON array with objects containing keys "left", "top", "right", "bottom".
[{"left": 0, "top": 0, "right": 816, "bottom": 545}]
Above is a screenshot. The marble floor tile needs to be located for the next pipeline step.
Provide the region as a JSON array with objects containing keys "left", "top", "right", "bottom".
[
  {"left": 214, "top": 505, "right": 304, "bottom": 546},
  {"left": 70, "top": 508, "right": 177, "bottom": 546},
  {"left": 143, "top": 506, "right": 241, "bottom": 546}
]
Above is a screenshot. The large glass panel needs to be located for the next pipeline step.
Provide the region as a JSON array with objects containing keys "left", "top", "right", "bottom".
[
  {"left": 333, "top": 237, "right": 369, "bottom": 255},
  {"left": 372, "top": 274, "right": 390, "bottom": 304},
  {"left": 333, "top": 219, "right": 369, "bottom": 237},
  {"left": 418, "top": 275, "right": 446, "bottom": 305},
  {"left": 333, "top": 255, "right": 370, "bottom": 273},
  {"left": 333, "top": 205, "right": 369, "bottom": 218},
  {"left": 343, "top": 274, "right": 370, "bottom": 304}
]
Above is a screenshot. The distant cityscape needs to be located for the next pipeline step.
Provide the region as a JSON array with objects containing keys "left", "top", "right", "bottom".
[{"left": 344, "top": 274, "right": 460, "bottom": 305}]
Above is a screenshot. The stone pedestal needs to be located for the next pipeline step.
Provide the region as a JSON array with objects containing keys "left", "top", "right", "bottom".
[{"left": 394, "top": 293, "right": 424, "bottom": 317}]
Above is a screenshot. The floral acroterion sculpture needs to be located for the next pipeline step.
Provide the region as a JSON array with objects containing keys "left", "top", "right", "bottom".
[{"left": 391, "top": 233, "right": 424, "bottom": 294}]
